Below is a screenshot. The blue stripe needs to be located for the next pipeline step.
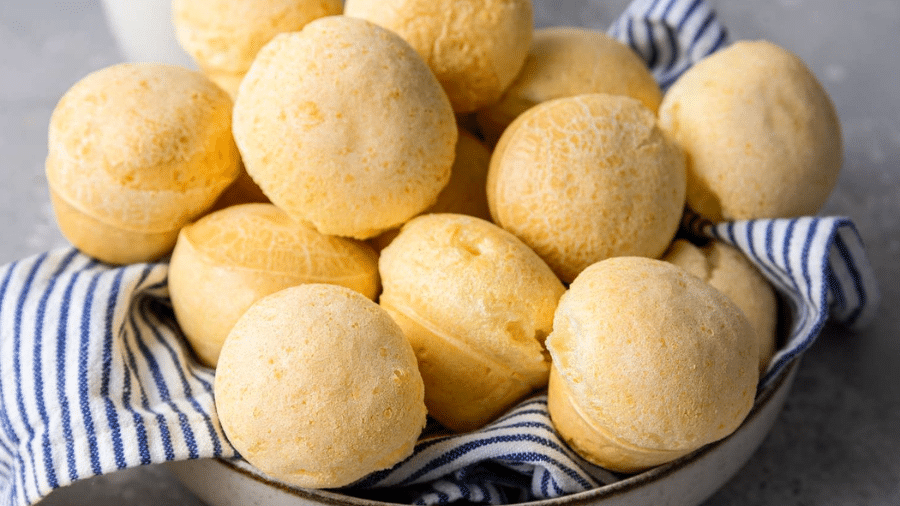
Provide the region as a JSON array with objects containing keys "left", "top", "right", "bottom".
[
  {"left": 0, "top": 261, "right": 23, "bottom": 467},
  {"left": 128, "top": 300, "right": 176, "bottom": 462},
  {"left": 780, "top": 220, "right": 806, "bottom": 334},
  {"left": 77, "top": 273, "right": 103, "bottom": 476},
  {"left": 800, "top": 219, "right": 821, "bottom": 308},
  {"left": 826, "top": 258, "right": 847, "bottom": 315},
  {"left": 540, "top": 466, "right": 551, "bottom": 497},
  {"left": 642, "top": 18, "right": 660, "bottom": 69},
  {"left": 54, "top": 261, "right": 94, "bottom": 482},
  {"left": 709, "top": 25, "right": 728, "bottom": 53},
  {"left": 689, "top": 10, "right": 716, "bottom": 48},
  {"left": 119, "top": 265, "right": 160, "bottom": 466},
  {"left": 13, "top": 252, "right": 49, "bottom": 503},
  {"left": 100, "top": 268, "right": 129, "bottom": 470},
  {"left": 33, "top": 249, "right": 79, "bottom": 490},
  {"left": 396, "top": 434, "right": 594, "bottom": 489},
  {"left": 138, "top": 297, "right": 204, "bottom": 459},
  {"left": 676, "top": 0, "right": 702, "bottom": 32},
  {"left": 494, "top": 452, "right": 574, "bottom": 495},
  {"left": 661, "top": 20, "right": 681, "bottom": 72},
  {"left": 833, "top": 230, "right": 866, "bottom": 326},
  {"left": 742, "top": 220, "right": 782, "bottom": 287}
]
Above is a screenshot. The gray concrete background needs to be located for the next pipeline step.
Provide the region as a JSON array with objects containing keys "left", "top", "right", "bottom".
[{"left": 1, "top": 0, "right": 898, "bottom": 504}]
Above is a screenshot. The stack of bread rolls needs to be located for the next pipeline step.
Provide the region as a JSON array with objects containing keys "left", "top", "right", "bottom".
[{"left": 43, "top": 0, "right": 842, "bottom": 491}]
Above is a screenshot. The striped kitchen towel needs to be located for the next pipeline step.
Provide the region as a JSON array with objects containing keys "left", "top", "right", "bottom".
[{"left": 0, "top": 0, "right": 881, "bottom": 505}]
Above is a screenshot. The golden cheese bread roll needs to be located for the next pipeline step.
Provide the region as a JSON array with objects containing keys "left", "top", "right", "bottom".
[
  {"left": 662, "top": 238, "right": 778, "bottom": 375},
  {"left": 215, "top": 283, "right": 426, "bottom": 489},
  {"left": 487, "top": 93, "right": 686, "bottom": 283},
  {"left": 546, "top": 257, "right": 758, "bottom": 473},
  {"left": 207, "top": 164, "right": 270, "bottom": 213},
  {"left": 172, "top": 0, "right": 342, "bottom": 97},
  {"left": 369, "top": 128, "right": 493, "bottom": 252},
  {"left": 658, "top": 40, "right": 842, "bottom": 221},
  {"left": 233, "top": 16, "right": 457, "bottom": 240},
  {"left": 45, "top": 63, "right": 240, "bottom": 265},
  {"left": 168, "top": 203, "right": 379, "bottom": 367},
  {"left": 344, "top": 0, "right": 534, "bottom": 114},
  {"left": 477, "top": 26, "right": 662, "bottom": 146},
  {"left": 379, "top": 213, "right": 565, "bottom": 432}
]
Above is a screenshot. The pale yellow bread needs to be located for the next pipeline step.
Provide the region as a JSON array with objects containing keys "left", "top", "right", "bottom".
[
  {"left": 477, "top": 26, "right": 662, "bottom": 146},
  {"left": 45, "top": 63, "right": 240, "bottom": 265},
  {"left": 232, "top": 16, "right": 457, "bottom": 240},
  {"left": 215, "top": 283, "right": 426, "bottom": 489},
  {"left": 172, "top": 0, "right": 342, "bottom": 97},
  {"left": 208, "top": 164, "right": 270, "bottom": 213},
  {"left": 546, "top": 257, "right": 758, "bottom": 473},
  {"left": 658, "top": 40, "right": 842, "bottom": 221},
  {"left": 344, "top": 0, "right": 533, "bottom": 113},
  {"left": 378, "top": 213, "right": 565, "bottom": 432},
  {"left": 369, "top": 128, "right": 492, "bottom": 252},
  {"left": 168, "top": 203, "right": 379, "bottom": 368},
  {"left": 487, "top": 93, "right": 686, "bottom": 283},
  {"left": 662, "top": 239, "right": 778, "bottom": 375}
]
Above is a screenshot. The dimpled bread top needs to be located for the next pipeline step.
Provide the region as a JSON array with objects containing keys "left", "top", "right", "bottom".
[
  {"left": 344, "top": 0, "right": 533, "bottom": 113},
  {"left": 546, "top": 257, "right": 758, "bottom": 452},
  {"left": 232, "top": 16, "right": 457, "bottom": 240},
  {"left": 487, "top": 93, "right": 686, "bottom": 283},
  {"left": 662, "top": 239, "right": 778, "bottom": 375},
  {"left": 46, "top": 63, "right": 240, "bottom": 233},
  {"left": 379, "top": 213, "right": 565, "bottom": 388},
  {"left": 658, "top": 40, "right": 842, "bottom": 221},
  {"left": 214, "top": 283, "right": 426, "bottom": 489},
  {"left": 172, "top": 0, "right": 342, "bottom": 96},
  {"left": 477, "top": 26, "right": 662, "bottom": 144}
]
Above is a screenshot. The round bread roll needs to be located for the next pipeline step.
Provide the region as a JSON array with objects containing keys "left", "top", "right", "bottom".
[
  {"left": 208, "top": 165, "right": 270, "bottom": 213},
  {"left": 344, "top": 0, "right": 534, "bottom": 114},
  {"left": 546, "top": 257, "right": 758, "bottom": 473},
  {"left": 429, "top": 129, "right": 493, "bottom": 221},
  {"left": 379, "top": 213, "right": 565, "bottom": 432},
  {"left": 233, "top": 16, "right": 457, "bottom": 240},
  {"left": 215, "top": 283, "right": 426, "bottom": 488},
  {"left": 369, "top": 128, "right": 493, "bottom": 252},
  {"left": 662, "top": 239, "right": 778, "bottom": 375},
  {"left": 487, "top": 93, "right": 686, "bottom": 283},
  {"left": 172, "top": 0, "right": 342, "bottom": 97},
  {"left": 658, "top": 40, "right": 842, "bottom": 221},
  {"left": 168, "top": 203, "right": 380, "bottom": 367},
  {"left": 45, "top": 63, "right": 240, "bottom": 265},
  {"left": 477, "top": 26, "right": 662, "bottom": 146}
]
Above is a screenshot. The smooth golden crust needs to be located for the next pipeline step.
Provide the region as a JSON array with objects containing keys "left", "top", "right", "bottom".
[
  {"left": 487, "top": 93, "right": 686, "bottom": 283},
  {"left": 232, "top": 17, "right": 457, "bottom": 239},
  {"left": 172, "top": 0, "right": 342, "bottom": 96},
  {"left": 378, "top": 213, "right": 565, "bottom": 431},
  {"left": 344, "top": 0, "right": 533, "bottom": 113},
  {"left": 662, "top": 239, "right": 778, "bottom": 375},
  {"left": 215, "top": 284, "right": 426, "bottom": 489},
  {"left": 658, "top": 40, "right": 842, "bottom": 221},
  {"left": 477, "top": 26, "right": 662, "bottom": 146},
  {"left": 546, "top": 257, "right": 758, "bottom": 472},
  {"left": 45, "top": 63, "right": 240, "bottom": 264},
  {"left": 168, "top": 203, "right": 380, "bottom": 367}
]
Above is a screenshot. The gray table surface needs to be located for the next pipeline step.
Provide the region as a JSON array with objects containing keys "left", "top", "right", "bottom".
[{"left": 1, "top": 0, "right": 898, "bottom": 505}]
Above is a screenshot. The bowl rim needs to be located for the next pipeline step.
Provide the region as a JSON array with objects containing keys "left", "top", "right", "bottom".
[{"left": 210, "top": 359, "right": 798, "bottom": 506}]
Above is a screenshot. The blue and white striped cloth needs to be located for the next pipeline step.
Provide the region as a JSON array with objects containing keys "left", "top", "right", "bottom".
[{"left": 0, "top": 0, "right": 881, "bottom": 505}]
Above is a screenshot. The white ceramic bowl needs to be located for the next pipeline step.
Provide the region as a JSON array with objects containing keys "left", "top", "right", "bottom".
[{"left": 168, "top": 359, "right": 798, "bottom": 506}]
